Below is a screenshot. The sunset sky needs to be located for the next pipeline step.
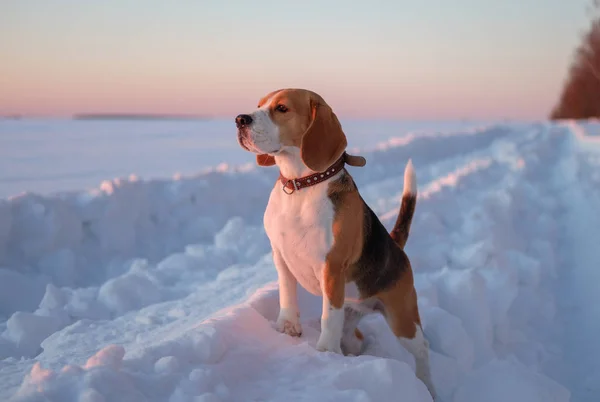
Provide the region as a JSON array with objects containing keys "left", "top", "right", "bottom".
[{"left": 0, "top": 0, "right": 591, "bottom": 119}]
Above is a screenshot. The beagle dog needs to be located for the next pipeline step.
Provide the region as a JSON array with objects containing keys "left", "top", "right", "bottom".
[{"left": 235, "top": 88, "right": 436, "bottom": 398}]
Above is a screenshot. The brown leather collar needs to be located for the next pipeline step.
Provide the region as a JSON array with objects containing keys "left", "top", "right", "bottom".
[{"left": 279, "top": 152, "right": 366, "bottom": 194}]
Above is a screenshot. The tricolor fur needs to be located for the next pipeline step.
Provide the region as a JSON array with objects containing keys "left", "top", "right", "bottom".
[{"left": 235, "top": 88, "right": 436, "bottom": 398}]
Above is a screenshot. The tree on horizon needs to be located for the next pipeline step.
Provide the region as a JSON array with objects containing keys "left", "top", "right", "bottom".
[{"left": 551, "top": 0, "right": 600, "bottom": 119}]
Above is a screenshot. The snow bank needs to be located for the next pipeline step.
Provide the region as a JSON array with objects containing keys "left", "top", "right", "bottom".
[
  {"left": 1, "top": 122, "right": 587, "bottom": 401},
  {"left": 564, "top": 119, "right": 600, "bottom": 144},
  {"left": 0, "top": 124, "right": 510, "bottom": 322},
  {"left": 0, "top": 216, "right": 271, "bottom": 359},
  {"left": 0, "top": 169, "right": 273, "bottom": 318}
]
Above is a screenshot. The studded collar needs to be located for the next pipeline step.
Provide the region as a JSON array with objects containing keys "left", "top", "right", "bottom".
[{"left": 278, "top": 152, "right": 366, "bottom": 194}]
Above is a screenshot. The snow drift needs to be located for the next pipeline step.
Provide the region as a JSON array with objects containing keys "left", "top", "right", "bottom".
[{"left": 1, "top": 120, "right": 599, "bottom": 401}]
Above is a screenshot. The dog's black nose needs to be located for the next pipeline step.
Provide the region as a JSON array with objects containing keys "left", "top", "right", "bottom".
[{"left": 235, "top": 114, "right": 253, "bottom": 128}]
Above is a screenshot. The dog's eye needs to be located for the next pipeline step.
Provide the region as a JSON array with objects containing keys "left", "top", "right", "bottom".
[{"left": 275, "top": 104, "right": 288, "bottom": 113}]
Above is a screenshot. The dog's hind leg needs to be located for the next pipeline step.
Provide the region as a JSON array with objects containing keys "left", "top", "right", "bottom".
[
  {"left": 340, "top": 304, "right": 366, "bottom": 355},
  {"left": 377, "top": 283, "right": 437, "bottom": 399},
  {"left": 340, "top": 299, "right": 382, "bottom": 355},
  {"left": 398, "top": 323, "right": 436, "bottom": 399}
]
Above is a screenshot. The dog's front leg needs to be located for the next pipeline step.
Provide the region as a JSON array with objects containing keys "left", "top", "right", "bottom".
[
  {"left": 316, "top": 258, "right": 345, "bottom": 354},
  {"left": 273, "top": 248, "right": 302, "bottom": 337}
]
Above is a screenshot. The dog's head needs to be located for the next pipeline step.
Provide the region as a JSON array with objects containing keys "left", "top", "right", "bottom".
[{"left": 235, "top": 88, "right": 348, "bottom": 172}]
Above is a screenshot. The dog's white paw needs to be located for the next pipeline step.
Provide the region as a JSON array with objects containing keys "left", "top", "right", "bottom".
[
  {"left": 275, "top": 318, "right": 303, "bottom": 337},
  {"left": 275, "top": 308, "right": 302, "bottom": 337},
  {"left": 316, "top": 331, "right": 343, "bottom": 354}
]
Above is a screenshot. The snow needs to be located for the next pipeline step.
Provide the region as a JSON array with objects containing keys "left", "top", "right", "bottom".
[
  {"left": 0, "top": 119, "right": 494, "bottom": 199},
  {"left": 1, "top": 118, "right": 599, "bottom": 401}
]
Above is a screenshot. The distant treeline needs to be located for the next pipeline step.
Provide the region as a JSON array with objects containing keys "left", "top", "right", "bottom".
[
  {"left": 73, "top": 114, "right": 212, "bottom": 121},
  {"left": 551, "top": 0, "right": 600, "bottom": 119}
]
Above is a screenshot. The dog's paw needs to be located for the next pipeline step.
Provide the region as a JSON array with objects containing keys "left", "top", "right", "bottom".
[
  {"left": 274, "top": 308, "right": 302, "bottom": 337},
  {"left": 341, "top": 329, "right": 364, "bottom": 356},
  {"left": 316, "top": 332, "right": 343, "bottom": 354},
  {"left": 275, "top": 318, "right": 303, "bottom": 337}
]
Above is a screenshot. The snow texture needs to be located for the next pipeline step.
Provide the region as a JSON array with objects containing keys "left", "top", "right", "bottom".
[{"left": 1, "top": 119, "right": 599, "bottom": 401}]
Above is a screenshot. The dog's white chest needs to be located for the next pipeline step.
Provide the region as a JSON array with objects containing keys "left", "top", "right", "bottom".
[{"left": 264, "top": 185, "right": 335, "bottom": 295}]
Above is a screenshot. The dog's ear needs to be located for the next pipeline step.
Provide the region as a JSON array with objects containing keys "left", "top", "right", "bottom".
[
  {"left": 256, "top": 154, "right": 276, "bottom": 166},
  {"left": 300, "top": 98, "right": 347, "bottom": 172}
]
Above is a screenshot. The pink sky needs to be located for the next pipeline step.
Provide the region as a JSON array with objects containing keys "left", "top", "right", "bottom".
[{"left": 0, "top": 0, "right": 590, "bottom": 120}]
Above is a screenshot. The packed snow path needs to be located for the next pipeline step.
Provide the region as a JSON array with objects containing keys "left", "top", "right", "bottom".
[{"left": 1, "top": 121, "right": 599, "bottom": 401}]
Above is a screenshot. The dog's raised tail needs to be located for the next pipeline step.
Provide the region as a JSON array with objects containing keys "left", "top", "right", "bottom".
[{"left": 390, "top": 159, "right": 417, "bottom": 249}]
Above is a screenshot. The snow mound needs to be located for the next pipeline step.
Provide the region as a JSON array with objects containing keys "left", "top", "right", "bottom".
[
  {"left": 0, "top": 124, "right": 509, "bottom": 323},
  {"left": 2, "top": 121, "right": 599, "bottom": 401}
]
